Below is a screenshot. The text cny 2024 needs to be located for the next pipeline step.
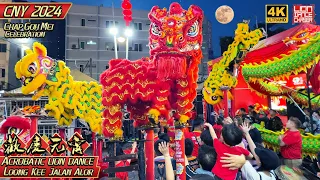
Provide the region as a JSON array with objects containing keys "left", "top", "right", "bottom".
[{"left": 0, "top": 132, "right": 100, "bottom": 178}]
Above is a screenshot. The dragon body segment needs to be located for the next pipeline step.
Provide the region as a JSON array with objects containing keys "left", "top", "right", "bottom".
[
  {"left": 242, "top": 29, "right": 320, "bottom": 108},
  {"left": 203, "top": 22, "right": 263, "bottom": 105},
  {"left": 14, "top": 43, "right": 103, "bottom": 134},
  {"left": 254, "top": 124, "right": 320, "bottom": 158},
  {"left": 100, "top": 3, "right": 204, "bottom": 138}
]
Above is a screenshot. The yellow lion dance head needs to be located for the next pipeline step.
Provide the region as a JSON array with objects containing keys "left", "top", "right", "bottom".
[{"left": 15, "top": 42, "right": 55, "bottom": 100}]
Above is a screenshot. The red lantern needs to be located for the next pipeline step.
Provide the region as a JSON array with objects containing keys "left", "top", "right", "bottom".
[
  {"left": 124, "top": 16, "right": 132, "bottom": 21},
  {"left": 122, "top": 1, "right": 132, "bottom": 9},
  {"left": 123, "top": 9, "right": 132, "bottom": 16},
  {"left": 122, "top": 0, "right": 132, "bottom": 26}
]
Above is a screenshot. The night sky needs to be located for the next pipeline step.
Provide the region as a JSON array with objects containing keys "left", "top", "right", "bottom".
[{"left": 31, "top": 0, "right": 320, "bottom": 57}]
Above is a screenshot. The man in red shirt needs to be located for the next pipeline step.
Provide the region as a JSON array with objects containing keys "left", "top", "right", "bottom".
[
  {"left": 279, "top": 117, "right": 302, "bottom": 168},
  {"left": 186, "top": 118, "right": 204, "bottom": 157}
]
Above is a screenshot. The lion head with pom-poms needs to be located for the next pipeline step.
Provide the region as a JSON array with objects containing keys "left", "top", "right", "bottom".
[{"left": 0, "top": 116, "right": 30, "bottom": 143}]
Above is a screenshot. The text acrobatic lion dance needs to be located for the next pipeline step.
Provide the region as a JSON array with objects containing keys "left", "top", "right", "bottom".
[{"left": 100, "top": 3, "right": 204, "bottom": 138}]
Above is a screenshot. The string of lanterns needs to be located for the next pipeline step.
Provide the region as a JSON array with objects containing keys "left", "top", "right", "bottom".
[{"left": 122, "top": 0, "right": 132, "bottom": 26}]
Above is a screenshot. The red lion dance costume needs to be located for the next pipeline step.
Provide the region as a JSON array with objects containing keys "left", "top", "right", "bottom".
[
  {"left": 100, "top": 2, "right": 204, "bottom": 138},
  {"left": 0, "top": 116, "right": 31, "bottom": 154},
  {"left": 0, "top": 116, "right": 33, "bottom": 180}
]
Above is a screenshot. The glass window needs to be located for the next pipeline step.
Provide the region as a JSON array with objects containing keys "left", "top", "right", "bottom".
[
  {"left": 0, "top": 44, "right": 6, "bottom": 52},
  {"left": 134, "top": 23, "right": 142, "bottom": 30},
  {"left": 1, "top": 69, "right": 5, "bottom": 77},
  {"left": 80, "top": 65, "right": 84, "bottom": 72},
  {"left": 139, "top": 44, "right": 142, "bottom": 51},
  {"left": 106, "top": 21, "right": 110, "bottom": 28},
  {"left": 80, "top": 42, "right": 85, "bottom": 49},
  {"left": 81, "top": 19, "right": 85, "bottom": 26}
]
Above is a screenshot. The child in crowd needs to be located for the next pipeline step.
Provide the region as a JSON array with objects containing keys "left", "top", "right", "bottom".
[
  {"left": 154, "top": 139, "right": 176, "bottom": 180},
  {"left": 279, "top": 117, "right": 302, "bottom": 168},
  {"left": 185, "top": 138, "right": 200, "bottom": 171},
  {"left": 200, "top": 129, "right": 213, "bottom": 147},
  {"left": 205, "top": 123, "right": 253, "bottom": 180},
  {"left": 196, "top": 144, "right": 216, "bottom": 177}
]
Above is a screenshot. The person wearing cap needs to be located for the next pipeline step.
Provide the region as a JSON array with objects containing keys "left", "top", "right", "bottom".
[
  {"left": 185, "top": 118, "right": 204, "bottom": 157},
  {"left": 241, "top": 122, "right": 280, "bottom": 180},
  {"left": 267, "top": 109, "right": 283, "bottom": 132}
]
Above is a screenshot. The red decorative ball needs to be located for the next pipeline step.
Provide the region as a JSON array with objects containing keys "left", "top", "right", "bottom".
[
  {"left": 123, "top": 9, "right": 132, "bottom": 16},
  {"left": 124, "top": 15, "right": 132, "bottom": 21},
  {"left": 122, "top": 1, "right": 132, "bottom": 9}
]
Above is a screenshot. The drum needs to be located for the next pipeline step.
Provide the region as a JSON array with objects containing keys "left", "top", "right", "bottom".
[{"left": 275, "top": 165, "right": 307, "bottom": 180}]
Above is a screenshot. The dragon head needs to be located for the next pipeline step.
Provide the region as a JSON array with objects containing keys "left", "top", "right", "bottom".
[
  {"left": 283, "top": 27, "right": 318, "bottom": 46},
  {"left": 148, "top": 2, "right": 203, "bottom": 80},
  {"left": 15, "top": 42, "right": 55, "bottom": 100},
  {"left": 203, "top": 22, "right": 263, "bottom": 105}
]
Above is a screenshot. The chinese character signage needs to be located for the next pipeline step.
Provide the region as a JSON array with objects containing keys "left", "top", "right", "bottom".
[{"left": 0, "top": 132, "right": 100, "bottom": 178}]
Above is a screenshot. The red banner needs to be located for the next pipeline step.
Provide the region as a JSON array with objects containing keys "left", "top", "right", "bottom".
[
  {"left": 0, "top": 156, "right": 100, "bottom": 178},
  {"left": 0, "top": 3, "right": 72, "bottom": 19}
]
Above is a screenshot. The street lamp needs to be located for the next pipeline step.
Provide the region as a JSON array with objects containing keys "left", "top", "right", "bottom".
[
  {"left": 124, "top": 28, "right": 133, "bottom": 59},
  {"left": 117, "top": 37, "right": 126, "bottom": 43},
  {"left": 17, "top": 39, "right": 31, "bottom": 57},
  {"left": 109, "top": 27, "right": 118, "bottom": 58},
  {"left": 124, "top": 28, "right": 133, "bottom": 37}
]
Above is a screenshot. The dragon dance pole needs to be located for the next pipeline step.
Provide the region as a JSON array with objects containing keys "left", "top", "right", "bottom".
[
  {"left": 97, "top": 135, "right": 103, "bottom": 163},
  {"left": 58, "top": 127, "right": 65, "bottom": 140},
  {"left": 175, "top": 126, "right": 186, "bottom": 180},
  {"left": 145, "top": 129, "right": 154, "bottom": 179},
  {"left": 223, "top": 91, "right": 228, "bottom": 118},
  {"left": 231, "top": 88, "right": 235, "bottom": 117},
  {"left": 26, "top": 115, "right": 40, "bottom": 137},
  {"left": 221, "top": 86, "right": 230, "bottom": 118},
  {"left": 92, "top": 132, "right": 96, "bottom": 156}
]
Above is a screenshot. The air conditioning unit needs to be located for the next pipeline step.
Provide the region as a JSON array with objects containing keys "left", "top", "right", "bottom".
[{"left": 71, "top": 44, "right": 77, "bottom": 49}]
